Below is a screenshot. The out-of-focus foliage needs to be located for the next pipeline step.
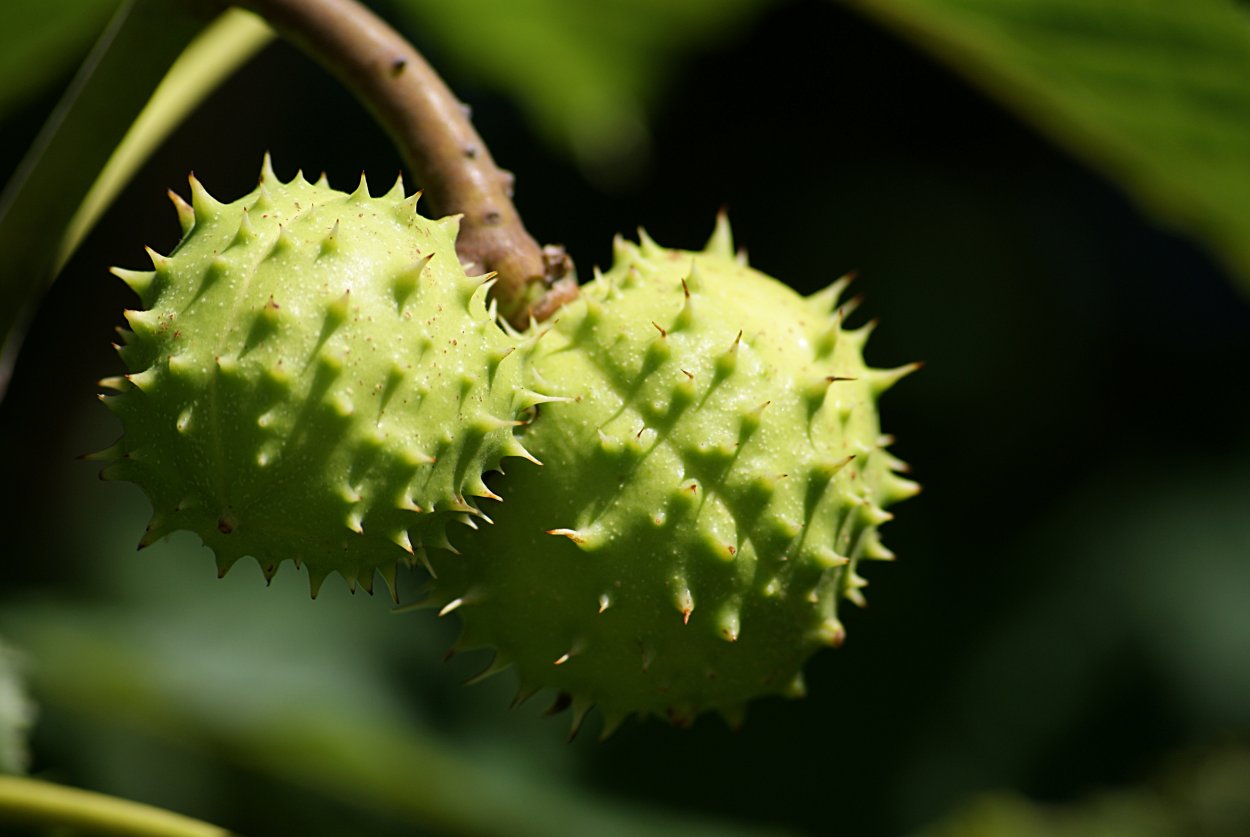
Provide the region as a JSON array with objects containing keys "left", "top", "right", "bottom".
[
  {"left": 842, "top": 0, "right": 1250, "bottom": 290},
  {"left": 918, "top": 746, "right": 1250, "bottom": 837},
  {"left": 896, "top": 446, "right": 1250, "bottom": 821},
  {"left": 384, "top": 0, "right": 769, "bottom": 182},
  {"left": 1, "top": 486, "right": 781, "bottom": 837},
  {"left": 57, "top": 11, "right": 272, "bottom": 273},
  {"left": 0, "top": 0, "right": 115, "bottom": 119},
  {"left": 0, "top": 642, "right": 34, "bottom": 775},
  {"left": 0, "top": 0, "right": 209, "bottom": 389},
  {"left": 1, "top": 0, "right": 772, "bottom": 186}
]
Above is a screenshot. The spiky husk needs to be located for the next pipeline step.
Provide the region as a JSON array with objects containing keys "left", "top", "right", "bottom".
[
  {"left": 428, "top": 218, "right": 918, "bottom": 732},
  {"left": 97, "top": 158, "right": 541, "bottom": 596}
]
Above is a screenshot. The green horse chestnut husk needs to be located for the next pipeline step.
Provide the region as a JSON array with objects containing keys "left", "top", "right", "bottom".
[
  {"left": 98, "top": 161, "right": 917, "bottom": 731},
  {"left": 97, "top": 158, "right": 546, "bottom": 596},
  {"left": 427, "top": 219, "right": 919, "bottom": 732}
]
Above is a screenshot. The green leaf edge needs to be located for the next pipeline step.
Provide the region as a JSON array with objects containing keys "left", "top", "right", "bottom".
[
  {"left": 0, "top": 0, "right": 261, "bottom": 399},
  {"left": 55, "top": 10, "right": 274, "bottom": 274},
  {"left": 839, "top": 0, "right": 1250, "bottom": 290}
]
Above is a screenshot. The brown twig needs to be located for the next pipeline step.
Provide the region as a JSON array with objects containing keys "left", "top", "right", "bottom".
[{"left": 231, "top": 0, "right": 576, "bottom": 326}]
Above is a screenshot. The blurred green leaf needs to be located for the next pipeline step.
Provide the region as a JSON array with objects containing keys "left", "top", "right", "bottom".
[
  {"left": 0, "top": 640, "right": 34, "bottom": 775},
  {"left": 385, "top": 0, "right": 770, "bottom": 182},
  {"left": 0, "top": 0, "right": 212, "bottom": 396},
  {"left": 897, "top": 445, "right": 1250, "bottom": 825},
  {"left": 841, "top": 0, "right": 1250, "bottom": 289},
  {"left": 0, "top": 0, "right": 117, "bottom": 119},
  {"left": 57, "top": 10, "right": 274, "bottom": 274},
  {"left": 0, "top": 6, "right": 269, "bottom": 403},
  {"left": 1, "top": 486, "right": 786, "bottom": 837},
  {"left": 916, "top": 746, "right": 1250, "bottom": 837}
]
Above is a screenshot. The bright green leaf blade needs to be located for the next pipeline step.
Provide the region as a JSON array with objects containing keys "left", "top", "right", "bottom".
[
  {"left": 0, "top": 0, "right": 118, "bottom": 119},
  {"left": 56, "top": 10, "right": 274, "bottom": 274},
  {"left": 840, "top": 0, "right": 1250, "bottom": 289},
  {"left": 0, "top": 0, "right": 210, "bottom": 398},
  {"left": 386, "top": 0, "right": 771, "bottom": 181},
  {"left": 0, "top": 640, "right": 35, "bottom": 775}
]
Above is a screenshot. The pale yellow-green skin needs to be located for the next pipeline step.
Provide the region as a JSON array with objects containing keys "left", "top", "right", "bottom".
[
  {"left": 430, "top": 221, "right": 918, "bottom": 731},
  {"left": 100, "top": 160, "right": 541, "bottom": 595}
]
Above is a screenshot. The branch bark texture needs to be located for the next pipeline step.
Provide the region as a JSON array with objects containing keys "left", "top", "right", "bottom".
[{"left": 232, "top": 0, "right": 576, "bottom": 326}]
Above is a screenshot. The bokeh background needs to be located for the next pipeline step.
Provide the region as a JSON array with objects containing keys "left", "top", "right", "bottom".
[{"left": 2, "top": 1, "right": 1249, "bottom": 835}]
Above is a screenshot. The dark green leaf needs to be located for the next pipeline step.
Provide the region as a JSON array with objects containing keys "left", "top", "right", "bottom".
[
  {"left": 0, "top": 0, "right": 117, "bottom": 119},
  {"left": 900, "top": 447, "right": 1250, "bottom": 824},
  {"left": 3, "top": 490, "right": 788, "bottom": 837},
  {"left": 917, "top": 747, "right": 1250, "bottom": 837},
  {"left": 57, "top": 11, "right": 273, "bottom": 273},
  {"left": 0, "top": 0, "right": 214, "bottom": 397},
  {"left": 385, "top": 0, "right": 771, "bottom": 180},
  {"left": 841, "top": 0, "right": 1250, "bottom": 289}
]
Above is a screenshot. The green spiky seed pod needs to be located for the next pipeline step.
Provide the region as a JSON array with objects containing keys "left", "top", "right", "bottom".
[
  {"left": 428, "top": 218, "right": 918, "bottom": 732},
  {"left": 96, "top": 158, "right": 541, "bottom": 596}
]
